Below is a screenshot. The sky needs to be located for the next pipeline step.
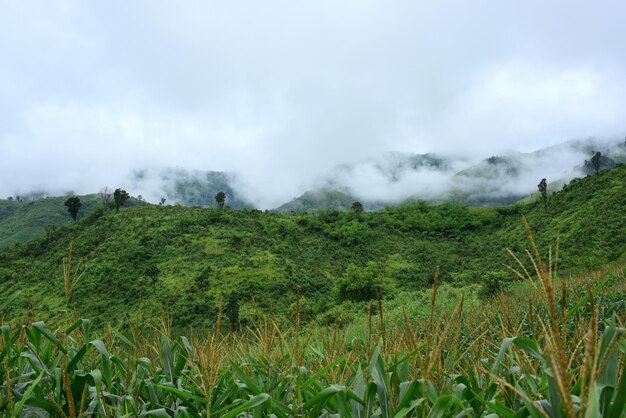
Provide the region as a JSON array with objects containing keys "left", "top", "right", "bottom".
[{"left": 1, "top": 1, "right": 625, "bottom": 207}]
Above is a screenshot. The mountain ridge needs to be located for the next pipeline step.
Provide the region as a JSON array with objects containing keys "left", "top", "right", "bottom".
[
  {"left": 1, "top": 138, "right": 624, "bottom": 246},
  {"left": 0, "top": 163, "right": 624, "bottom": 328}
]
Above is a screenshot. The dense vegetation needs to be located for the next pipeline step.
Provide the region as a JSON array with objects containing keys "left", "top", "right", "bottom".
[
  {"left": 0, "top": 194, "right": 151, "bottom": 250},
  {"left": 0, "top": 164, "right": 624, "bottom": 332},
  {"left": 0, "top": 195, "right": 101, "bottom": 249},
  {"left": 0, "top": 165, "right": 625, "bottom": 416},
  {"left": 1, "top": 249, "right": 624, "bottom": 416}
]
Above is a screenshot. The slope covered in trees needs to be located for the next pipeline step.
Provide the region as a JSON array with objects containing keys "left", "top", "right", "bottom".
[
  {"left": 0, "top": 164, "right": 624, "bottom": 330},
  {"left": 0, "top": 194, "right": 148, "bottom": 249},
  {"left": 0, "top": 195, "right": 101, "bottom": 249}
]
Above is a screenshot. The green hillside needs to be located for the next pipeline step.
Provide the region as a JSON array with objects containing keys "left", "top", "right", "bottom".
[
  {"left": 0, "top": 164, "right": 624, "bottom": 330},
  {"left": 0, "top": 194, "right": 148, "bottom": 249},
  {"left": 0, "top": 195, "right": 102, "bottom": 249},
  {"left": 273, "top": 188, "right": 359, "bottom": 212}
]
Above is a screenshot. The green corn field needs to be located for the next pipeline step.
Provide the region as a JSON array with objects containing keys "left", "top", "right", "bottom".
[{"left": 1, "top": 222, "right": 625, "bottom": 417}]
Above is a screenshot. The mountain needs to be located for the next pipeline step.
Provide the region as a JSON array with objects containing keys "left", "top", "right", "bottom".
[
  {"left": 443, "top": 138, "right": 626, "bottom": 205},
  {"left": 279, "top": 138, "right": 626, "bottom": 211},
  {"left": 273, "top": 188, "right": 359, "bottom": 213},
  {"left": 2, "top": 138, "right": 624, "bottom": 245},
  {"left": 273, "top": 152, "right": 458, "bottom": 211},
  {"left": 327, "top": 152, "right": 454, "bottom": 186},
  {"left": 1, "top": 163, "right": 623, "bottom": 328},
  {"left": 130, "top": 168, "right": 252, "bottom": 208}
]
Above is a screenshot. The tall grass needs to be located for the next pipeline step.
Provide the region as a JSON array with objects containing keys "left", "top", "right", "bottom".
[
  {"left": 62, "top": 242, "right": 87, "bottom": 307},
  {"left": 1, "top": 221, "right": 625, "bottom": 416}
]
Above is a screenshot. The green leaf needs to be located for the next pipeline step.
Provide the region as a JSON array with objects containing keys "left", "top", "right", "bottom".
[
  {"left": 24, "top": 396, "right": 59, "bottom": 413},
  {"left": 221, "top": 393, "right": 270, "bottom": 418},
  {"left": 160, "top": 334, "right": 173, "bottom": 382},
  {"left": 32, "top": 322, "right": 67, "bottom": 354},
  {"left": 607, "top": 349, "right": 626, "bottom": 418},
  {"left": 364, "top": 381, "right": 378, "bottom": 418},
  {"left": 397, "top": 381, "right": 421, "bottom": 410},
  {"left": 140, "top": 408, "right": 172, "bottom": 417},
  {"left": 67, "top": 344, "right": 88, "bottom": 372},
  {"left": 231, "top": 363, "right": 261, "bottom": 395},
  {"left": 303, "top": 384, "right": 345, "bottom": 410},
  {"left": 393, "top": 398, "right": 424, "bottom": 418},
  {"left": 113, "top": 330, "right": 136, "bottom": 349},
  {"left": 511, "top": 338, "right": 544, "bottom": 362},
  {"left": 156, "top": 384, "right": 208, "bottom": 404},
  {"left": 302, "top": 356, "right": 345, "bottom": 388},
  {"left": 369, "top": 348, "right": 390, "bottom": 418},
  {"left": 14, "top": 370, "right": 44, "bottom": 416},
  {"left": 90, "top": 340, "right": 112, "bottom": 387},
  {"left": 427, "top": 394, "right": 456, "bottom": 418},
  {"left": 587, "top": 383, "right": 603, "bottom": 418},
  {"left": 491, "top": 337, "right": 515, "bottom": 375},
  {"left": 65, "top": 318, "right": 91, "bottom": 343},
  {"left": 566, "top": 274, "right": 613, "bottom": 319}
]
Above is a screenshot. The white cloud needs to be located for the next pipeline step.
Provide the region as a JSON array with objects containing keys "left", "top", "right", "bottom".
[{"left": 0, "top": 1, "right": 625, "bottom": 206}]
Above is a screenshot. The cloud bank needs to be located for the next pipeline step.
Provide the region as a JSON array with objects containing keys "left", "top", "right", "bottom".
[{"left": 1, "top": 1, "right": 625, "bottom": 208}]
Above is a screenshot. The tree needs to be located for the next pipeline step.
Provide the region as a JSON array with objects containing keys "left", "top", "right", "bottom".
[
  {"left": 113, "top": 188, "right": 130, "bottom": 212},
  {"left": 195, "top": 266, "right": 211, "bottom": 290},
  {"left": 537, "top": 178, "right": 548, "bottom": 212},
  {"left": 480, "top": 270, "right": 511, "bottom": 297},
  {"left": 215, "top": 191, "right": 226, "bottom": 210},
  {"left": 591, "top": 151, "right": 602, "bottom": 175},
  {"left": 225, "top": 292, "right": 240, "bottom": 331},
  {"left": 336, "top": 261, "right": 384, "bottom": 302},
  {"left": 143, "top": 263, "right": 159, "bottom": 295},
  {"left": 99, "top": 187, "right": 112, "bottom": 209},
  {"left": 159, "top": 197, "right": 166, "bottom": 206},
  {"left": 63, "top": 196, "right": 82, "bottom": 221},
  {"left": 351, "top": 201, "right": 364, "bottom": 217}
]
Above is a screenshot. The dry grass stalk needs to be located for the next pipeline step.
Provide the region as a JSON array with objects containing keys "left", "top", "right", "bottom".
[
  {"left": 4, "top": 358, "right": 12, "bottom": 412},
  {"left": 62, "top": 242, "right": 87, "bottom": 306},
  {"left": 376, "top": 288, "right": 386, "bottom": 354},
  {"left": 519, "top": 215, "right": 575, "bottom": 418},
  {"left": 61, "top": 365, "right": 76, "bottom": 418}
]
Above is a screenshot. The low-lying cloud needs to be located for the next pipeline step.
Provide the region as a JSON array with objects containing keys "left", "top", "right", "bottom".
[{"left": 1, "top": 1, "right": 625, "bottom": 208}]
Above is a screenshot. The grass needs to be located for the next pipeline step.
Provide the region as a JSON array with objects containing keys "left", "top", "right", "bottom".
[{"left": 1, "top": 222, "right": 625, "bottom": 417}]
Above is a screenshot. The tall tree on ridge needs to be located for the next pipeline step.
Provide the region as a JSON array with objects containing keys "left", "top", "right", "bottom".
[
  {"left": 351, "top": 201, "right": 364, "bottom": 217},
  {"left": 64, "top": 196, "right": 82, "bottom": 221},
  {"left": 100, "top": 187, "right": 112, "bottom": 209},
  {"left": 537, "top": 178, "right": 548, "bottom": 213},
  {"left": 113, "top": 188, "right": 130, "bottom": 212},
  {"left": 215, "top": 191, "right": 226, "bottom": 210},
  {"left": 591, "top": 151, "right": 602, "bottom": 176}
]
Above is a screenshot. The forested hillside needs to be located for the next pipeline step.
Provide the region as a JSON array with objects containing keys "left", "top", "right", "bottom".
[
  {"left": 0, "top": 194, "right": 148, "bottom": 249},
  {"left": 0, "top": 164, "right": 624, "bottom": 330},
  {"left": 0, "top": 195, "right": 101, "bottom": 249}
]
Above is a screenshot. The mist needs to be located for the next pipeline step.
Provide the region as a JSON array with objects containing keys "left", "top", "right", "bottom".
[{"left": 1, "top": 1, "right": 625, "bottom": 208}]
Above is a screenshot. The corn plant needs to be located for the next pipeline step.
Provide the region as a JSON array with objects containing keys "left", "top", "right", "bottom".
[{"left": 1, "top": 219, "right": 625, "bottom": 417}]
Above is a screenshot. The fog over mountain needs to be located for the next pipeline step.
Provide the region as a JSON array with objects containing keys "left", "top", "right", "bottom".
[
  {"left": 120, "top": 137, "right": 626, "bottom": 209},
  {"left": 276, "top": 137, "right": 625, "bottom": 209},
  {"left": 1, "top": 2, "right": 626, "bottom": 208}
]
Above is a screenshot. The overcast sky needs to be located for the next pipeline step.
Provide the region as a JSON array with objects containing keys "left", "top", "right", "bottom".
[{"left": 1, "top": 1, "right": 625, "bottom": 206}]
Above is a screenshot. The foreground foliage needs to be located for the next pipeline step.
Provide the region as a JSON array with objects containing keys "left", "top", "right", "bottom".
[{"left": 2, "top": 229, "right": 625, "bottom": 417}]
